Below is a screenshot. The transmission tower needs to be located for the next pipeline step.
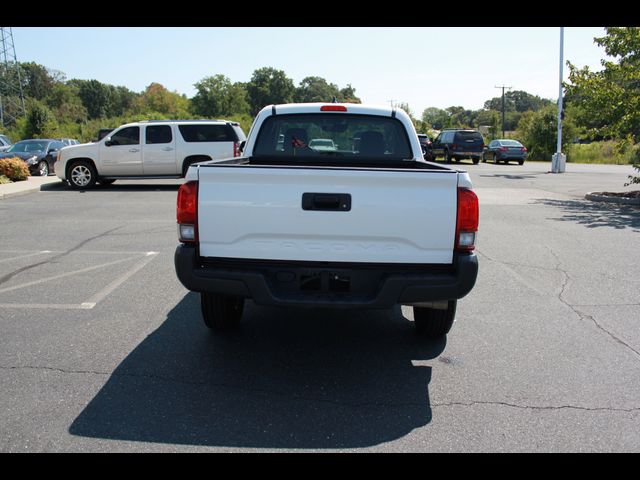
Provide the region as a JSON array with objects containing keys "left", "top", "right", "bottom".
[{"left": 0, "top": 27, "right": 26, "bottom": 128}]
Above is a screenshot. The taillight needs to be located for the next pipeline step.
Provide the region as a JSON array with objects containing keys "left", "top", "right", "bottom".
[
  {"left": 456, "top": 187, "right": 479, "bottom": 252},
  {"left": 522, "top": 147, "right": 528, "bottom": 152},
  {"left": 499, "top": 146, "right": 508, "bottom": 152},
  {"left": 233, "top": 141, "right": 240, "bottom": 157},
  {"left": 177, "top": 181, "right": 198, "bottom": 244}
]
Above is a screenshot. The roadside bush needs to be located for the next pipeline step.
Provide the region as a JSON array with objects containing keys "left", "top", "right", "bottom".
[
  {"left": 566, "top": 140, "right": 639, "bottom": 165},
  {"left": 0, "top": 174, "right": 11, "bottom": 184},
  {"left": 0, "top": 157, "right": 30, "bottom": 181}
]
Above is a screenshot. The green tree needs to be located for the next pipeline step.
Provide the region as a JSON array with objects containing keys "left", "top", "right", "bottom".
[
  {"left": 246, "top": 67, "right": 296, "bottom": 115},
  {"left": 19, "top": 62, "right": 59, "bottom": 101},
  {"left": 134, "top": 82, "right": 190, "bottom": 117},
  {"left": 25, "top": 100, "right": 58, "bottom": 138},
  {"left": 191, "top": 74, "right": 249, "bottom": 118},
  {"left": 45, "top": 83, "right": 87, "bottom": 123},
  {"left": 338, "top": 84, "right": 361, "bottom": 103},
  {"left": 421, "top": 107, "right": 449, "bottom": 130},
  {"left": 70, "top": 79, "right": 112, "bottom": 119},
  {"left": 516, "top": 104, "right": 576, "bottom": 160},
  {"left": 566, "top": 27, "right": 640, "bottom": 143},
  {"left": 295, "top": 76, "right": 339, "bottom": 103}
]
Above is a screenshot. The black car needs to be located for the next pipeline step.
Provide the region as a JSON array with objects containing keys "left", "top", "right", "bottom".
[
  {"left": 431, "top": 129, "right": 485, "bottom": 164},
  {"left": 483, "top": 139, "right": 528, "bottom": 165},
  {"left": 417, "top": 134, "right": 434, "bottom": 161},
  {"left": 0, "top": 139, "right": 66, "bottom": 176}
]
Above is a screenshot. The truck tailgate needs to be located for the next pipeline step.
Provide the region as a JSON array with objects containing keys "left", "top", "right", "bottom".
[{"left": 197, "top": 165, "right": 458, "bottom": 264}]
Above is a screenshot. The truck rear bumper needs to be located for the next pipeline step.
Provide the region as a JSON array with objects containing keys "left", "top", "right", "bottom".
[{"left": 174, "top": 245, "right": 478, "bottom": 309}]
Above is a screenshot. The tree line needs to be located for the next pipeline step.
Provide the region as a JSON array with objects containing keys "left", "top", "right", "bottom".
[{"left": 0, "top": 65, "right": 361, "bottom": 143}]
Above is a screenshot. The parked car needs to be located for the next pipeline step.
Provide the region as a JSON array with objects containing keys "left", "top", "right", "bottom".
[
  {"left": 308, "top": 138, "right": 337, "bottom": 151},
  {"left": 0, "top": 139, "right": 66, "bottom": 176},
  {"left": 483, "top": 139, "right": 528, "bottom": 165},
  {"left": 417, "top": 134, "right": 433, "bottom": 161},
  {"left": 431, "top": 129, "right": 485, "bottom": 164},
  {"left": 0, "top": 134, "right": 12, "bottom": 152},
  {"left": 56, "top": 119, "right": 246, "bottom": 189}
]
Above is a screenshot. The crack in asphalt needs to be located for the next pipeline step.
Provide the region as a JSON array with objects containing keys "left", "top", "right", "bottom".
[
  {"left": 430, "top": 401, "right": 640, "bottom": 413},
  {"left": 0, "top": 226, "right": 124, "bottom": 287},
  {"left": 478, "top": 248, "right": 640, "bottom": 360},
  {"left": 546, "top": 247, "right": 640, "bottom": 360},
  {"left": 3, "top": 364, "right": 640, "bottom": 414}
]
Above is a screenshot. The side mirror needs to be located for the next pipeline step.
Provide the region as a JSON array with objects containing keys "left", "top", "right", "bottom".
[
  {"left": 239, "top": 140, "right": 246, "bottom": 153},
  {"left": 104, "top": 138, "right": 113, "bottom": 147}
]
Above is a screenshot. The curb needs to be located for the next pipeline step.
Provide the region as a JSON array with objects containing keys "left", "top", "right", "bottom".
[
  {"left": 0, "top": 177, "right": 62, "bottom": 200},
  {"left": 585, "top": 192, "right": 640, "bottom": 206}
]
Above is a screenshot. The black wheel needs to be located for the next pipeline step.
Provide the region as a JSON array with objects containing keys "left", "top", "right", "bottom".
[
  {"left": 67, "top": 160, "right": 97, "bottom": 189},
  {"left": 413, "top": 300, "right": 457, "bottom": 338},
  {"left": 482, "top": 153, "right": 487, "bottom": 163},
  {"left": 36, "top": 160, "right": 49, "bottom": 176},
  {"left": 444, "top": 150, "right": 451, "bottom": 164},
  {"left": 472, "top": 157, "right": 480, "bottom": 165},
  {"left": 200, "top": 292, "right": 244, "bottom": 331},
  {"left": 518, "top": 159, "right": 525, "bottom": 165},
  {"left": 495, "top": 155, "right": 501, "bottom": 164}
]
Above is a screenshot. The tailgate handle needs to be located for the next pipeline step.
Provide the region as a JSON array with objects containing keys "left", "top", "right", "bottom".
[{"left": 302, "top": 193, "right": 351, "bottom": 211}]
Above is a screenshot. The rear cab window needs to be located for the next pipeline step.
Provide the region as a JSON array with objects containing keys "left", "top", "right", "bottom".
[{"left": 253, "top": 113, "right": 412, "bottom": 166}]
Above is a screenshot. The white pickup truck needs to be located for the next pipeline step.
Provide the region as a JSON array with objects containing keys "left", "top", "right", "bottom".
[{"left": 174, "top": 103, "right": 479, "bottom": 338}]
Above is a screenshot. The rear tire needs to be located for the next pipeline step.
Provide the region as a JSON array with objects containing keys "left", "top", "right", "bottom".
[
  {"left": 444, "top": 150, "right": 451, "bottom": 164},
  {"left": 472, "top": 157, "right": 480, "bottom": 165},
  {"left": 413, "top": 300, "right": 457, "bottom": 338},
  {"left": 200, "top": 292, "right": 244, "bottom": 331}
]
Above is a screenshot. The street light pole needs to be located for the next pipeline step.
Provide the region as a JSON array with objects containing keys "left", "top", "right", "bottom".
[{"left": 552, "top": 27, "right": 566, "bottom": 173}]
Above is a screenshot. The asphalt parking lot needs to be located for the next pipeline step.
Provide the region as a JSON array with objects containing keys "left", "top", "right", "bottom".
[{"left": 1, "top": 161, "right": 639, "bottom": 452}]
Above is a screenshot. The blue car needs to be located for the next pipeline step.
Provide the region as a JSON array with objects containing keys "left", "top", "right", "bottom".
[{"left": 482, "top": 139, "right": 528, "bottom": 165}]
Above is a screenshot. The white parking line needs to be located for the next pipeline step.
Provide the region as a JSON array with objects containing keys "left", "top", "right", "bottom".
[
  {"left": 0, "top": 250, "right": 161, "bottom": 310},
  {"left": 82, "top": 252, "right": 159, "bottom": 307},
  {"left": 0, "top": 251, "right": 52, "bottom": 264},
  {"left": 0, "top": 256, "right": 140, "bottom": 295}
]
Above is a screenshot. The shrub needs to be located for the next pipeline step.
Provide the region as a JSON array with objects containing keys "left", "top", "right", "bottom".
[
  {"left": 566, "top": 140, "right": 638, "bottom": 165},
  {"left": 0, "top": 157, "right": 30, "bottom": 181}
]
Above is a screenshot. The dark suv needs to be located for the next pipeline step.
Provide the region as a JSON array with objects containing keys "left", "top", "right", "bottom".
[{"left": 432, "top": 129, "right": 485, "bottom": 164}]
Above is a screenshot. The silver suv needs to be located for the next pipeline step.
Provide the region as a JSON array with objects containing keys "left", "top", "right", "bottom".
[{"left": 56, "top": 119, "right": 246, "bottom": 189}]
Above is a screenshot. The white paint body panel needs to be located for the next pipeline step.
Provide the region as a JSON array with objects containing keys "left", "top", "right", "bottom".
[{"left": 197, "top": 165, "right": 459, "bottom": 264}]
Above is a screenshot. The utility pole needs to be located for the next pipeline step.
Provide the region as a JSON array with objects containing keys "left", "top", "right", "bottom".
[
  {"left": 494, "top": 84, "right": 511, "bottom": 138},
  {"left": 0, "top": 27, "right": 26, "bottom": 128}
]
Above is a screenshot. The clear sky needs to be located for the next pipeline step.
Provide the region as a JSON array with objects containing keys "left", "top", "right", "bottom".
[{"left": 11, "top": 26, "right": 607, "bottom": 116}]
